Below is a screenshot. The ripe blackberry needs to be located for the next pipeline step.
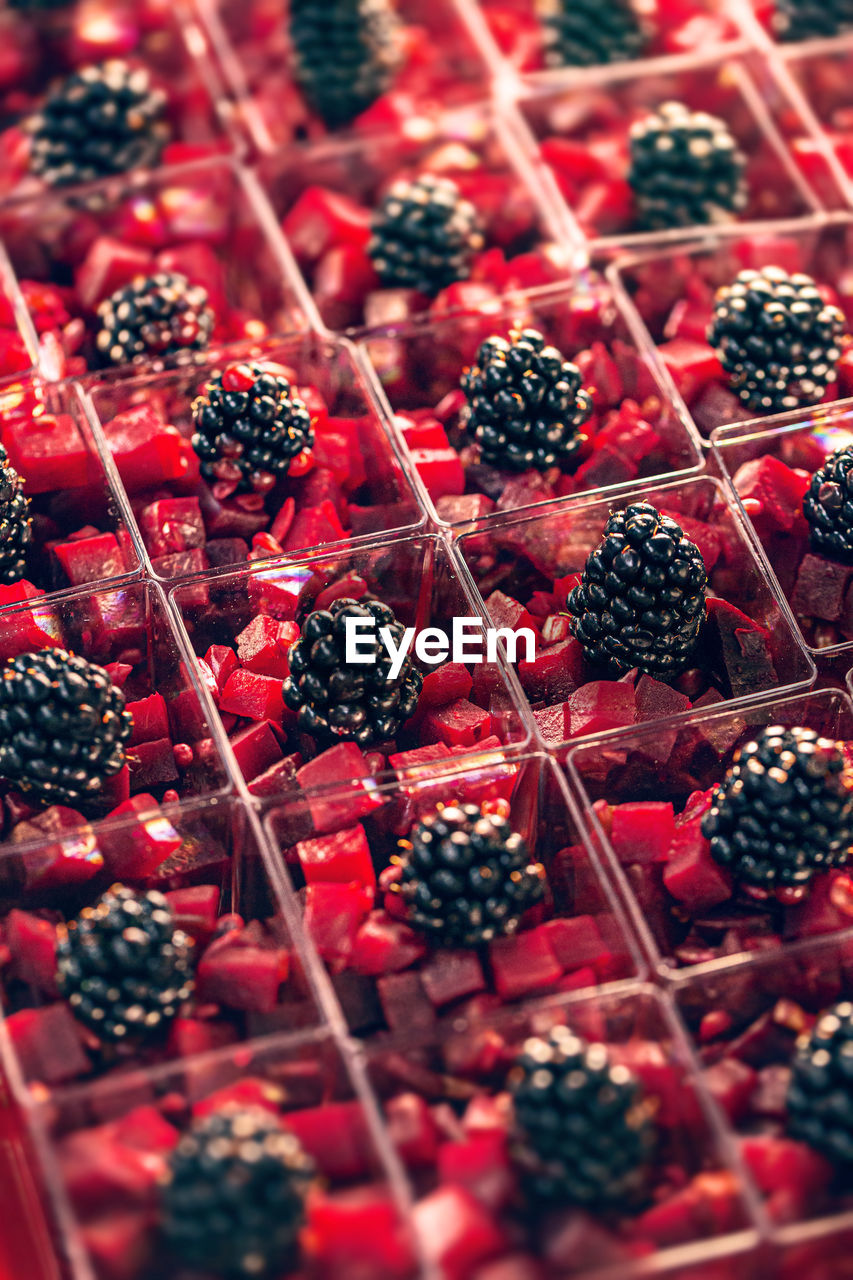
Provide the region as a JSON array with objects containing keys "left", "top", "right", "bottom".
[
  {"left": 0, "top": 648, "right": 133, "bottom": 807},
  {"left": 787, "top": 1001, "right": 853, "bottom": 1167},
  {"left": 539, "top": 0, "right": 644, "bottom": 68},
  {"left": 95, "top": 271, "right": 215, "bottom": 368},
  {"left": 367, "top": 174, "right": 484, "bottom": 295},
  {"left": 803, "top": 444, "right": 853, "bottom": 563},
  {"left": 394, "top": 802, "right": 545, "bottom": 947},
  {"left": 0, "top": 442, "right": 31, "bottom": 585},
  {"left": 628, "top": 101, "right": 747, "bottom": 231},
  {"left": 160, "top": 1105, "right": 316, "bottom": 1277},
  {"left": 56, "top": 885, "right": 194, "bottom": 1043},
  {"left": 567, "top": 502, "right": 707, "bottom": 679},
  {"left": 27, "top": 60, "right": 168, "bottom": 188},
  {"left": 707, "top": 266, "right": 845, "bottom": 414},
  {"left": 191, "top": 362, "right": 314, "bottom": 495},
  {"left": 461, "top": 328, "right": 594, "bottom": 473},
  {"left": 283, "top": 597, "right": 422, "bottom": 748},
  {"left": 774, "top": 0, "right": 853, "bottom": 41},
  {"left": 702, "top": 726, "right": 853, "bottom": 896},
  {"left": 290, "top": 0, "right": 401, "bottom": 128},
  {"left": 510, "top": 1026, "right": 657, "bottom": 1206}
]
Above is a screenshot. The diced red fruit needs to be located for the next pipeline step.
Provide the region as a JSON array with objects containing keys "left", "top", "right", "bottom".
[
  {"left": 7, "top": 1003, "right": 91, "bottom": 1083},
  {"left": 410, "top": 446, "right": 465, "bottom": 500},
  {"left": 219, "top": 668, "right": 285, "bottom": 722},
  {"left": 163, "top": 885, "right": 220, "bottom": 944},
  {"left": 438, "top": 1133, "right": 514, "bottom": 1214},
  {"left": 80, "top": 1213, "right": 152, "bottom": 1280},
  {"left": 306, "top": 1186, "right": 416, "bottom": 1280},
  {"left": 303, "top": 881, "right": 373, "bottom": 971},
  {"left": 127, "top": 737, "right": 179, "bottom": 788},
  {"left": 204, "top": 644, "right": 239, "bottom": 694},
  {"left": 791, "top": 553, "right": 853, "bottom": 623},
  {"left": 230, "top": 720, "right": 282, "bottom": 781},
  {"left": 540, "top": 915, "right": 612, "bottom": 976},
  {"left": 75, "top": 236, "right": 154, "bottom": 309},
  {"left": 235, "top": 615, "right": 298, "bottom": 678},
  {"left": 99, "top": 795, "right": 182, "bottom": 879},
  {"left": 519, "top": 637, "right": 585, "bottom": 704},
  {"left": 418, "top": 662, "right": 473, "bottom": 708},
  {"left": 126, "top": 693, "right": 170, "bottom": 746},
  {"left": 296, "top": 743, "right": 383, "bottom": 833},
  {"left": 283, "top": 186, "right": 372, "bottom": 265},
  {"left": 196, "top": 933, "right": 285, "bottom": 1013},
  {"left": 740, "top": 1134, "right": 834, "bottom": 1202},
  {"left": 423, "top": 699, "right": 491, "bottom": 748},
  {"left": 568, "top": 681, "right": 636, "bottom": 739},
  {"left": 349, "top": 911, "right": 427, "bottom": 975},
  {"left": 6, "top": 909, "right": 58, "bottom": 994},
  {"left": 658, "top": 338, "right": 724, "bottom": 405},
  {"left": 663, "top": 799, "right": 733, "bottom": 912},
  {"left": 295, "top": 824, "right": 376, "bottom": 891},
  {"left": 140, "top": 497, "right": 205, "bottom": 558},
  {"left": 610, "top": 802, "right": 676, "bottom": 866},
  {"left": 732, "top": 455, "right": 809, "bottom": 533},
  {"left": 413, "top": 1185, "right": 507, "bottom": 1280},
  {"left": 386, "top": 1093, "right": 441, "bottom": 1169},
  {"left": 377, "top": 969, "right": 437, "bottom": 1034},
  {"left": 3, "top": 412, "right": 97, "bottom": 493},
  {"left": 489, "top": 926, "right": 562, "bottom": 1000},
  {"left": 103, "top": 406, "right": 187, "bottom": 491},
  {"left": 419, "top": 949, "right": 487, "bottom": 1006},
  {"left": 54, "top": 532, "right": 128, "bottom": 587}
]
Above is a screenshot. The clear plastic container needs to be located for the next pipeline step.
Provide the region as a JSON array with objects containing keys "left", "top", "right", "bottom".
[{"left": 359, "top": 275, "right": 703, "bottom": 529}]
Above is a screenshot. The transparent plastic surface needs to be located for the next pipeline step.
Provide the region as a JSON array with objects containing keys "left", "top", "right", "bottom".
[
  {"left": 360, "top": 275, "right": 703, "bottom": 528},
  {"left": 568, "top": 688, "right": 853, "bottom": 978}
]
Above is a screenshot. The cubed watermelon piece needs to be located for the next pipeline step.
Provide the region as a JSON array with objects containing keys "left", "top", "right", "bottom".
[
  {"left": 417, "top": 662, "right": 473, "bottom": 709},
  {"left": 610, "top": 802, "right": 676, "bottom": 865},
  {"left": 518, "top": 637, "right": 585, "bottom": 703},
  {"left": 235, "top": 615, "right": 298, "bottom": 678},
  {"left": 127, "top": 737, "right": 179, "bottom": 788},
  {"left": 732, "top": 455, "right": 809, "bottom": 532},
  {"left": 102, "top": 406, "right": 187, "bottom": 491},
  {"left": 664, "top": 804, "right": 733, "bottom": 911},
  {"left": 163, "top": 884, "right": 220, "bottom": 943},
  {"left": 791, "top": 553, "right": 853, "bottom": 623},
  {"left": 75, "top": 236, "right": 154, "bottom": 308},
  {"left": 419, "top": 949, "right": 486, "bottom": 1006},
  {"left": 284, "top": 1101, "right": 374, "bottom": 1181},
  {"left": 306, "top": 1187, "right": 416, "bottom": 1279},
  {"left": 4, "top": 412, "right": 95, "bottom": 492},
  {"left": 659, "top": 339, "right": 724, "bottom": 405},
  {"left": 127, "top": 693, "right": 170, "bottom": 746},
  {"left": 437, "top": 1134, "right": 513, "bottom": 1214},
  {"left": 53, "top": 532, "right": 128, "bottom": 587},
  {"left": 219, "top": 668, "right": 285, "bottom": 722},
  {"left": 247, "top": 754, "right": 302, "bottom": 799},
  {"left": 204, "top": 645, "right": 239, "bottom": 694},
  {"left": 295, "top": 824, "right": 376, "bottom": 890},
  {"left": 410, "top": 446, "right": 465, "bottom": 499},
  {"left": 282, "top": 186, "right": 371, "bottom": 265},
  {"left": 297, "top": 744, "right": 383, "bottom": 833},
  {"left": 99, "top": 795, "right": 182, "bottom": 878},
  {"left": 229, "top": 720, "right": 283, "bottom": 781},
  {"left": 386, "top": 1093, "right": 441, "bottom": 1168},
  {"left": 540, "top": 915, "right": 611, "bottom": 975},
  {"left": 303, "top": 881, "right": 373, "bottom": 970}
]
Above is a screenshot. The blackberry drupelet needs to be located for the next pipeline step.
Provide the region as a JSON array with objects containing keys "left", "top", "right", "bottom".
[
  {"left": 803, "top": 443, "right": 853, "bottom": 563},
  {"left": 367, "top": 174, "right": 484, "bottom": 295},
  {"left": 96, "top": 271, "right": 215, "bottom": 367},
  {"left": 628, "top": 100, "right": 747, "bottom": 230},
  {"left": 702, "top": 726, "right": 853, "bottom": 896},
  {"left": 0, "top": 442, "right": 31, "bottom": 584},
  {"left": 56, "top": 885, "right": 194, "bottom": 1043},
  {"left": 289, "top": 0, "right": 401, "bottom": 128},
  {"left": 283, "top": 597, "right": 422, "bottom": 747},
  {"left": 538, "top": 0, "right": 644, "bottom": 68},
  {"left": 0, "top": 648, "right": 133, "bottom": 806},
  {"left": 567, "top": 502, "right": 707, "bottom": 679},
  {"left": 787, "top": 1001, "right": 853, "bottom": 1167},
  {"left": 160, "top": 1105, "right": 316, "bottom": 1277},
  {"left": 774, "top": 0, "right": 853, "bottom": 41},
  {"left": 27, "top": 60, "right": 168, "bottom": 188},
  {"left": 707, "top": 266, "right": 845, "bottom": 414},
  {"left": 510, "top": 1026, "right": 657, "bottom": 1206},
  {"left": 191, "top": 362, "right": 314, "bottom": 494},
  {"left": 394, "top": 802, "right": 545, "bottom": 946},
  {"left": 461, "top": 328, "right": 594, "bottom": 473}
]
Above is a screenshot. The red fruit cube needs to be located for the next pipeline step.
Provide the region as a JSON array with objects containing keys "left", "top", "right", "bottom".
[
  {"left": 235, "top": 615, "right": 298, "bottom": 678},
  {"left": 438, "top": 1133, "right": 514, "bottom": 1214},
  {"left": 740, "top": 1134, "right": 834, "bottom": 1199},
  {"left": 791, "top": 553, "right": 853, "bottom": 623},
  {"left": 418, "top": 662, "right": 473, "bottom": 709},
  {"left": 99, "top": 795, "right": 182, "bottom": 879},
  {"left": 16, "top": 807, "right": 102, "bottom": 892},
  {"left": 376, "top": 970, "right": 437, "bottom": 1034},
  {"left": 7, "top": 1004, "right": 90, "bottom": 1083},
  {"left": 6, "top": 909, "right": 58, "bottom": 993},
  {"left": 126, "top": 693, "right": 170, "bottom": 746},
  {"left": 419, "top": 949, "right": 486, "bottom": 1006},
  {"left": 140, "top": 497, "right": 205, "bottom": 558},
  {"left": 282, "top": 186, "right": 371, "bottom": 265},
  {"left": 349, "top": 912, "right": 427, "bottom": 975},
  {"left": 285, "top": 1101, "right": 374, "bottom": 1181},
  {"left": 413, "top": 1186, "right": 507, "bottom": 1280},
  {"left": 282, "top": 503, "right": 348, "bottom": 554},
  {"left": 230, "top": 720, "right": 283, "bottom": 781},
  {"left": 75, "top": 236, "right": 154, "bottom": 309},
  {"left": 659, "top": 339, "right": 724, "bottom": 405},
  {"left": 410, "top": 446, "right": 465, "bottom": 499},
  {"left": 610, "top": 802, "right": 676, "bottom": 866},
  {"left": 489, "top": 926, "right": 562, "bottom": 1000},
  {"left": 102, "top": 406, "right": 187, "bottom": 491},
  {"left": 53, "top": 532, "right": 128, "bottom": 587},
  {"left": 219, "top": 668, "right": 285, "bottom": 722},
  {"left": 663, "top": 806, "right": 733, "bottom": 911},
  {"left": 247, "top": 754, "right": 303, "bottom": 798},
  {"left": 423, "top": 699, "right": 491, "bottom": 748},
  {"left": 127, "top": 737, "right": 179, "bottom": 788},
  {"left": 518, "top": 637, "right": 585, "bottom": 704},
  {"left": 204, "top": 644, "right": 239, "bottom": 693},
  {"left": 303, "top": 881, "right": 373, "bottom": 971},
  {"left": 567, "top": 681, "right": 636, "bottom": 738},
  {"left": 386, "top": 1093, "right": 441, "bottom": 1168},
  {"left": 541, "top": 915, "right": 610, "bottom": 975},
  {"left": 732, "top": 455, "right": 809, "bottom": 532},
  {"left": 306, "top": 1187, "right": 416, "bottom": 1280},
  {"left": 163, "top": 885, "right": 220, "bottom": 944},
  {"left": 295, "top": 824, "right": 376, "bottom": 890},
  {"left": 197, "top": 936, "right": 285, "bottom": 1013},
  {"left": 4, "top": 412, "right": 95, "bottom": 492},
  {"left": 297, "top": 744, "right": 384, "bottom": 833},
  {"left": 705, "top": 597, "right": 778, "bottom": 699}
]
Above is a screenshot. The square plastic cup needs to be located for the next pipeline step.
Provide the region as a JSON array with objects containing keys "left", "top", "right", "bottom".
[
  {"left": 0, "top": 377, "right": 142, "bottom": 603},
  {"left": 0, "top": 157, "right": 313, "bottom": 382},
  {"left": 80, "top": 333, "right": 425, "bottom": 582},
  {"left": 610, "top": 214, "right": 853, "bottom": 440},
  {"left": 363, "top": 984, "right": 762, "bottom": 1279},
  {"left": 514, "top": 53, "right": 820, "bottom": 251},
  {"left": 198, "top": 0, "right": 496, "bottom": 154},
  {"left": 567, "top": 687, "right": 853, "bottom": 979},
  {"left": 262, "top": 100, "right": 577, "bottom": 333},
  {"left": 359, "top": 276, "right": 703, "bottom": 529},
  {"left": 15, "top": 1029, "right": 420, "bottom": 1280},
  {"left": 169, "top": 531, "right": 535, "bottom": 797},
  {"left": 0, "top": 795, "right": 324, "bottom": 1095},
  {"left": 263, "top": 752, "right": 643, "bottom": 1037},
  {"left": 457, "top": 473, "right": 814, "bottom": 757}
]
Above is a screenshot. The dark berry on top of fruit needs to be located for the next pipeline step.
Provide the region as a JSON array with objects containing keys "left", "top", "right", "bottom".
[
  {"left": 289, "top": 0, "right": 401, "bottom": 128},
  {"left": 393, "top": 801, "right": 545, "bottom": 946},
  {"left": 160, "top": 1105, "right": 316, "bottom": 1277},
  {"left": 787, "top": 1001, "right": 853, "bottom": 1167},
  {"left": 539, "top": 0, "right": 645, "bottom": 68},
  {"left": 0, "top": 441, "right": 31, "bottom": 585},
  {"left": 803, "top": 443, "right": 853, "bottom": 564},
  {"left": 461, "top": 328, "right": 594, "bottom": 473},
  {"left": 0, "top": 648, "right": 133, "bottom": 806},
  {"left": 567, "top": 501, "right": 707, "bottom": 679},
  {"left": 191, "top": 362, "right": 314, "bottom": 495},
  {"left": 510, "top": 1026, "right": 657, "bottom": 1206},
  {"left": 56, "top": 884, "right": 194, "bottom": 1043},
  {"left": 702, "top": 726, "right": 853, "bottom": 897},
  {"left": 707, "top": 266, "right": 845, "bottom": 414},
  {"left": 367, "top": 173, "right": 484, "bottom": 295},
  {"left": 27, "top": 60, "right": 168, "bottom": 188},
  {"left": 774, "top": 0, "right": 853, "bottom": 41},
  {"left": 628, "top": 100, "right": 747, "bottom": 231},
  {"left": 96, "top": 271, "right": 215, "bottom": 368},
  {"left": 283, "top": 597, "right": 422, "bottom": 748}
]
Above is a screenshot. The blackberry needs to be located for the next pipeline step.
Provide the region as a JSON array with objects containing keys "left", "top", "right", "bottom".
[
  {"left": 787, "top": 1001, "right": 853, "bottom": 1167},
  {"left": 283, "top": 597, "right": 422, "bottom": 747},
  {"left": 567, "top": 502, "right": 707, "bottom": 679},
  {"left": 95, "top": 271, "right": 215, "bottom": 368},
  {"left": 27, "top": 60, "right": 168, "bottom": 189},
  {"left": 160, "top": 1105, "right": 316, "bottom": 1277},
  {"left": 707, "top": 266, "right": 845, "bottom": 414},
  {"left": 628, "top": 101, "right": 747, "bottom": 231},
  {"left": 289, "top": 0, "right": 401, "bottom": 129},
  {"left": 191, "top": 362, "right": 314, "bottom": 495},
  {"left": 510, "top": 1026, "right": 657, "bottom": 1206},
  {"left": 803, "top": 444, "right": 853, "bottom": 563},
  {"left": 56, "top": 885, "right": 194, "bottom": 1043},
  {"left": 701, "top": 726, "right": 853, "bottom": 896},
  {"left": 774, "top": 0, "right": 853, "bottom": 41},
  {"left": 0, "top": 648, "right": 133, "bottom": 807},
  {"left": 538, "top": 0, "right": 644, "bottom": 68},
  {"left": 461, "top": 328, "right": 594, "bottom": 473},
  {"left": 0, "top": 442, "right": 31, "bottom": 584},
  {"left": 394, "top": 802, "right": 545, "bottom": 947},
  {"left": 367, "top": 174, "right": 484, "bottom": 295}
]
